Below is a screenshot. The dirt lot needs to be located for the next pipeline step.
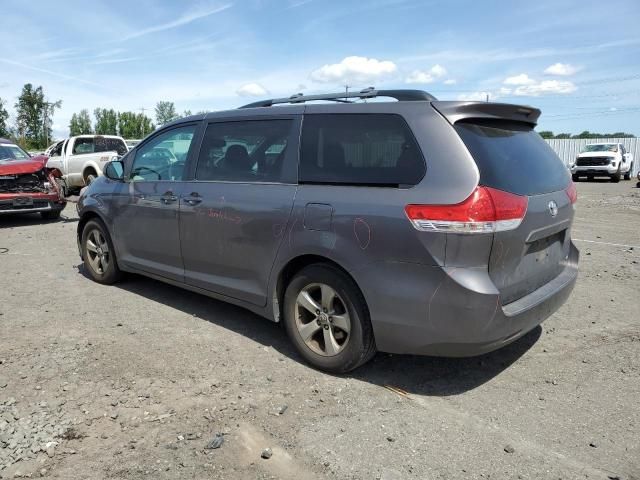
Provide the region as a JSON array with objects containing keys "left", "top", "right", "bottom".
[{"left": 1, "top": 180, "right": 639, "bottom": 480}]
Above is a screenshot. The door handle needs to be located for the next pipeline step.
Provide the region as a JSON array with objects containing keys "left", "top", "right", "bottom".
[
  {"left": 161, "top": 192, "right": 178, "bottom": 204},
  {"left": 183, "top": 192, "right": 202, "bottom": 206}
]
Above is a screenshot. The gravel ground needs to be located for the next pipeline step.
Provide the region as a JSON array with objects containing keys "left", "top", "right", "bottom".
[{"left": 1, "top": 180, "right": 639, "bottom": 479}]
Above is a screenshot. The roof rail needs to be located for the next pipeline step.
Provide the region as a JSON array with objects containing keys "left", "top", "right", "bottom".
[{"left": 239, "top": 88, "right": 437, "bottom": 108}]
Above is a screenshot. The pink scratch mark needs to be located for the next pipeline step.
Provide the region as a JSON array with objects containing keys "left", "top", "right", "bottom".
[{"left": 353, "top": 218, "right": 371, "bottom": 250}]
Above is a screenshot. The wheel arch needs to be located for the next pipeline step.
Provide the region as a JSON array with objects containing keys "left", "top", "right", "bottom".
[{"left": 272, "top": 254, "right": 368, "bottom": 324}]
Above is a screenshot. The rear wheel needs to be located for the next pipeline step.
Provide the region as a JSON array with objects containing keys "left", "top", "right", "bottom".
[
  {"left": 624, "top": 163, "right": 633, "bottom": 180},
  {"left": 283, "top": 264, "right": 376, "bottom": 373},
  {"left": 84, "top": 170, "right": 97, "bottom": 186},
  {"left": 81, "top": 219, "right": 121, "bottom": 284},
  {"left": 571, "top": 173, "right": 579, "bottom": 182}
]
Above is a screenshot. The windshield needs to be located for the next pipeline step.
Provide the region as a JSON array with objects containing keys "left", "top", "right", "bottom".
[
  {"left": 0, "top": 144, "right": 31, "bottom": 162},
  {"left": 582, "top": 144, "right": 618, "bottom": 153}
]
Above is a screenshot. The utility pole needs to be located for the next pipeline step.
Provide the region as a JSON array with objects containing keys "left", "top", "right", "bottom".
[
  {"left": 344, "top": 84, "right": 350, "bottom": 101},
  {"left": 139, "top": 107, "right": 147, "bottom": 138}
]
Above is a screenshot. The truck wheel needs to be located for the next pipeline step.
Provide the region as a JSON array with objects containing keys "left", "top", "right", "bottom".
[
  {"left": 81, "top": 218, "right": 122, "bottom": 284},
  {"left": 611, "top": 170, "right": 621, "bottom": 183},
  {"left": 572, "top": 174, "right": 579, "bottom": 182},
  {"left": 624, "top": 163, "right": 633, "bottom": 180},
  {"left": 85, "top": 173, "right": 97, "bottom": 185}
]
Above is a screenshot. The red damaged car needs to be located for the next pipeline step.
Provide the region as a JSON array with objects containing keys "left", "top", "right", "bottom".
[{"left": 0, "top": 138, "right": 66, "bottom": 219}]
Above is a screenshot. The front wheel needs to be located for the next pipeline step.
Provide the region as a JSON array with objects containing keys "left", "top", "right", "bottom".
[
  {"left": 283, "top": 264, "right": 376, "bottom": 373},
  {"left": 81, "top": 219, "right": 121, "bottom": 284},
  {"left": 624, "top": 163, "right": 633, "bottom": 180},
  {"left": 611, "top": 170, "right": 621, "bottom": 183},
  {"left": 572, "top": 173, "right": 579, "bottom": 182}
]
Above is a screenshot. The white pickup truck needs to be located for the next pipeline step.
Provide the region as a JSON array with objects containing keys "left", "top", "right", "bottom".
[
  {"left": 571, "top": 142, "right": 634, "bottom": 183},
  {"left": 45, "top": 135, "right": 128, "bottom": 194}
]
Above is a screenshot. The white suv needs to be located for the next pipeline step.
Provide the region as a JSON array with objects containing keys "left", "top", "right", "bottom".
[{"left": 571, "top": 143, "right": 634, "bottom": 183}]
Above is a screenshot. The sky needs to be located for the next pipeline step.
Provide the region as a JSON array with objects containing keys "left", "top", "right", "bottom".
[{"left": 1, "top": 0, "right": 639, "bottom": 139}]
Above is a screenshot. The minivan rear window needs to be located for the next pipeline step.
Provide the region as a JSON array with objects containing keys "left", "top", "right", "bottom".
[
  {"left": 300, "top": 114, "right": 425, "bottom": 186},
  {"left": 455, "top": 120, "right": 569, "bottom": 196}
]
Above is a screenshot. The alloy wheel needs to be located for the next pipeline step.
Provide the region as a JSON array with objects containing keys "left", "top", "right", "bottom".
[
  {"left": 85, "top": 228, "right": 110, "bottom": 275},
  {"left": 294, "top": 283, "right": 351, "bottom": 356}
]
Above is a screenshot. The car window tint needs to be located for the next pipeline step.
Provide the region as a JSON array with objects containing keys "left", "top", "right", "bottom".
[
  {"left": 95, "top": 137, "right": 128, "bottom": 156},
  {"left": 299, "top": 114, "right": 425, "bottom": 186},
  {"left": 130, "top": 126, "right": 196, "bottom": 182},
  {"left": 73, "top": 138, "right": 94, "bottom": 155},
  {"left": 195, "top": 120, "right": 293, "bottom": 183},
  {"left": 455, "top": 119, "right": 569, "bottom": 195}
]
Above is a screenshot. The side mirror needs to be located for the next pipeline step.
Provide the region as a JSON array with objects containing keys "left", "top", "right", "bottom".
[{"left": 104, "top": 160, "right": 124, "bottom": 181}]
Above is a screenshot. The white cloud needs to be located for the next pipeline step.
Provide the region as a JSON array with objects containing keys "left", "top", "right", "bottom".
[
  {"left": 118, "top": 3, "right": 233, "bottom": 42},
  {"left": 405, "top": 64, "right": 447, "bottom": 84},
  {"left": 544, "top": 63, "right": 579, "bottom": 76},
  {"left": 236, "top": 83, "right": 268, "bottom": 96},
  {"left": 310, "top": 56, "right": 397, "bottom": 84},
  {"left": 513, "top": 80, "right": 576, "bottom": 96},
  {"left": 444, "top": 79, "right": 457, "bottom": 85},
  {"left": 457, "top": 91, "right": 496, "bottom": 101},
  {"left": 504, "top": 73, "right": 535, "bottom": 85}
]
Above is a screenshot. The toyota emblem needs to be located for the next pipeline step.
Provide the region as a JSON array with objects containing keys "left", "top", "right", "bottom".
[{"left": 548, "top": 200, "right": 558, "bottom": 217}]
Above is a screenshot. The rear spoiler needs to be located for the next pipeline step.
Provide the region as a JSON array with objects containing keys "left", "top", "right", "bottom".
[{"left": 431, "top": 101, "right": 541, "bottom": 127}]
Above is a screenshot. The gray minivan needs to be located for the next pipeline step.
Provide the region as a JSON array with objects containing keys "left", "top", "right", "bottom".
[{"left": 77, "top": 89, "right": 579, "bottom": 373}]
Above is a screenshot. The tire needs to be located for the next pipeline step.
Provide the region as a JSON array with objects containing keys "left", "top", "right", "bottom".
[
  {"left": 611, "top": 170, "right": 621, "bottom": 183},
  {"left": 283, "top": 264, "right": 376, "bottom": 373},
  {"left": 84, "top": 172, "right": 97, "bottom": 186},
  {"left": 586, "top": 175, "right": 594, "bottom": 182},
  {"left": 81, "top": 218, "right": 122, "bottom": 284},
  {"left": 624, "top": 163, "right": 632, "bottom": 180},
  {"left": 572, "top": 174, "right": 579, "bottom": 182},
  {"left": 40, "top": 210, "right": 61, "bottom": 220}
]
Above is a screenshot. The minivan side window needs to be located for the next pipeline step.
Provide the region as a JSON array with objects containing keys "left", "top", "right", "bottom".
[
  {"left": 130, "top": 125, "right": 196, "bottom": 182},
  {"left": 195, "top": 120, "right": 293, "bottom": 183},
  {"left": 300, "top": 114, "right": 425, "bottom": 186}
]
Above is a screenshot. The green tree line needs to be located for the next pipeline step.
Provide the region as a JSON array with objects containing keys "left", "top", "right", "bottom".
[
  {"left": 0, "top": 84, "right": 207, "bottom": 149},
  {"left": 538, "top": 130, "right": 636, "bottom": 139}
]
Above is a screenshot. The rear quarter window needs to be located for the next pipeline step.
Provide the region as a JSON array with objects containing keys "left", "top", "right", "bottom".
[
  {"left": 300, "top": 114, "right": 425, "bottom": 186},
  {"left": 95, "top": 137, "right": 128, "bottom": 156},
  {"left": 455, "top": 120, "right": 570, "bottom": 196}
]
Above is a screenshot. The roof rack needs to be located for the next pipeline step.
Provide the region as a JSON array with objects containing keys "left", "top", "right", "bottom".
[{"left": 239, "top": 88, "right": 437, "bottom": 109}]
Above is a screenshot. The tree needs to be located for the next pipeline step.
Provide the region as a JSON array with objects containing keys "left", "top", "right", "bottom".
[
  {"left": 182, "top": 109, "right": 192, "bottom": 117},
  {"left": 0, "top": 97, "right": 9, "bottom": 138},
  {"left": 155, "top": 101, "right": 178, "bottom": 126},
  {"left": 538, "top": 131, "right": 554, "bottom": 139},
  {"left": 13, "top": 84, "right": 60, "bottom": 148},
  {"left": 94, "top": 108, "right": 118, "bottom": 135},
  {"left": 69, "top": 109, "right": 92, "bottom": 136},
  {"left": 555, "top": 133, "right": 572, "bottom": 139},
  {"left": 118, "top": 111, "right": 155, "bottom": 139}
]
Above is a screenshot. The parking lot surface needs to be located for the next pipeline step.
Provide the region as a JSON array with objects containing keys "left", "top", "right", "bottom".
[{"left": 1, "top": 181, "right": 639, "bottom": 479}]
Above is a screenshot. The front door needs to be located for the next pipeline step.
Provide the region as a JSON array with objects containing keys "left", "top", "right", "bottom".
[
  {"left": 114, "top": 124, "right": 199, "bottom": 281},
  {"left": 179, "top": 117, "right": 300, "bottom": 306}
]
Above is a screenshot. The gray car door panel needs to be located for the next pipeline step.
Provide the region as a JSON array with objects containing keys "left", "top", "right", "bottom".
[
  {"left": 178, "top": 116, "right": 301, "bottom": 306},
  {"left": 114, "top": 123, "right": 202, "bottom": 281}
]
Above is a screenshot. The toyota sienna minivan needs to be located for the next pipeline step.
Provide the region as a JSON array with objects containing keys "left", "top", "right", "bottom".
[{"left": 77, "top": 89, "right": 579, "bottom": 373}]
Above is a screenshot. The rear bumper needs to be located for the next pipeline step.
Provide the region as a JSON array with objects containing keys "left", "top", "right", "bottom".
[
  {"left": 0, "top": 193, "right": 66, "bottom": 215},
  {"left": 359, "top": 242, "right": 579, "bottom": 356}
]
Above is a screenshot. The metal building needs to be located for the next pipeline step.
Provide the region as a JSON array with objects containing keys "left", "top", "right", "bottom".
[{"left": 546, "top": 137, "right": 639, "bottom": 176}]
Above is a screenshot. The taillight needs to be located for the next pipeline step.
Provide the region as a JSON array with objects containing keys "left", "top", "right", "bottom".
[
  {"left": 405, "top": 186, "right": 528, "bottom": 234},
  {"left": 565, "top": 182, "right": 577, "bottom": 204}
]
